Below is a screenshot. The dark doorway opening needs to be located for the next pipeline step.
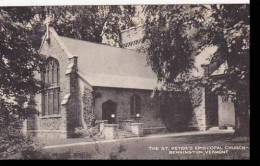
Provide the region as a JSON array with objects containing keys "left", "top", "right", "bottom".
[
  {"left": 102, "top": 100, "right": 117, "bottom": 124},
  {"left": 205, "top": 89, "right": 219, "bottom": 129}
]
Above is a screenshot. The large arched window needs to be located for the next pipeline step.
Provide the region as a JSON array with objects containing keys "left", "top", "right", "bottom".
[
  {"left": 41, "top": 57, "right": 60, "bottom": 116},
  {"left": 130, "top": 94, "right": 141, "bottom": 117}
]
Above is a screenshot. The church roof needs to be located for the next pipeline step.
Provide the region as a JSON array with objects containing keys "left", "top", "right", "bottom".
[{"left": 58, "top": 35, "right": 158, "bottom": 90}]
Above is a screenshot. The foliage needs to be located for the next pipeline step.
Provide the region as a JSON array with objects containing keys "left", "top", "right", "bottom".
[
  {"left": 46, "top": 6, "right": 136, "bottom": 46},
  {"left": 159, "top": 91, "right": 193, "bottom": 132},
  {"left": 144, "top": 4, "right": 249, "bottom": 101},
  {"left": 0, "top": 7, "right": 46, "bottom": 159},
  {"left": 143, "top": 5, "right": 249, "bottom": 136},
  {"left": 143, "top": 5, "right": 207, "bottom": 83},
  {"left": 0, "top": 8, "right": 44, "bottom": 119},
  {"left": 0, "top": 116, "right": 47, "bottom": 159},
  {"left": 82, "top": 87, "right": 94, "bottom": 126},
  {"left": 199, "top": 5, "right": 250, "bottom": 101},
  {"left": 74, "top": 125, "right": 99, "bottom": 138}
]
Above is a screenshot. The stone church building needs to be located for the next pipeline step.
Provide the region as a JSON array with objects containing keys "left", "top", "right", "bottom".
[{"left": 25, "top": 25, "right": 235, "bottom": 140}]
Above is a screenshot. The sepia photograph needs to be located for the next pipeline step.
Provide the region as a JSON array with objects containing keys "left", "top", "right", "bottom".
[{"left": 0, "top": 0, "right": 250, "bottom": 160}]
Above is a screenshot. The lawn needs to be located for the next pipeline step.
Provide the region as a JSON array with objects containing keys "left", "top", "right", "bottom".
[{"left": 40, "top": 132, "right": 249, "bottom": 160}]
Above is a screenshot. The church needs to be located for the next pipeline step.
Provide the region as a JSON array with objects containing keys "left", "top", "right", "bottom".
[{"left": 25, "top": 24, "right": 235, "bottom": 140}]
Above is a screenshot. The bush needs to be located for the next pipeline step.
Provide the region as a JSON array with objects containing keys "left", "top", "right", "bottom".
[
  {"left": 0, "top": 133, "right": 49, "bottom": 159},
  {"left": 74, "top": 125, "right": 99, "bottom": 138},
  {"left": 0, "top": 120, "right": 49, "bottom": 159}
]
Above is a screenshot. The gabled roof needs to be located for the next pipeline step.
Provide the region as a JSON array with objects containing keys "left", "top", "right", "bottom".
[{"left": 56, "top": 33, "right": 157, "bottom": 90}]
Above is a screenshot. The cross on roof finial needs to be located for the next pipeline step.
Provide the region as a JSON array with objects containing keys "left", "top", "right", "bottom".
[
  {"left": 44, "top": 15, "right": 54, "bottom": 43},
  {"left": 44, "top": 7, "right": 54, "bottom": 43}
]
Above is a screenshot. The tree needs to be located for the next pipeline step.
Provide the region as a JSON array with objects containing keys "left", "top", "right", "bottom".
[
  {"left": 0, "top": 7, "right": 45, "bottom": 158},
  {"left": 201, "top": 5, "right": 249, "bottom": 137},
  {"left": 44, "top": 5, "right": 136, "bottom": 46},
  {"left": 143, "top": 5, "right": 249, "bottom": 136},
  {"left": 0, "top": 7, "right": 44, "bottom": 123}
]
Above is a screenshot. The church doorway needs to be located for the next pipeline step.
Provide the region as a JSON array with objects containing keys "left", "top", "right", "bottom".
[
  {"left": 102, "top": 100, "right": 117, "bottom": 124},
  {"left": 205, "top": 89, "right": 219, "bottom": 129}
]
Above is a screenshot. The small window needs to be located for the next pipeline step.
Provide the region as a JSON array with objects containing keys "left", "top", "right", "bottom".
[{"left": 130, "top": 94, "right": 141, "bottom": 117}]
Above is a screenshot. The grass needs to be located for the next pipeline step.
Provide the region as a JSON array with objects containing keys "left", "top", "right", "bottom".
[{"left": 40, "top": 132, "right": 249, "bottom": 160}]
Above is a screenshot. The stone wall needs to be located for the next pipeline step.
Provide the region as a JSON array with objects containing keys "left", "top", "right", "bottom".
[
  {"left": 33, "top": 130, "right": 67, "bottom": 142},
  {"left": 218, "top": 96, "right": 235, "bottom": 128},
  {"left": 78, "top": 77, "right": 94, "bottom": 128},
  {"left": 33, "top": 29, "right": 72, "bottom": 139},
  {"left": 66, "top": 63, "right": 83, "bottom": 137},
  {"left": 189, "top": 87, "right": 235, "bottom": 131},
  {"left": 189, "top": 87, "right": 207, "bottom": 131},
  {"left": 93, "top": 87, "right": 165, "bottom": 130}
]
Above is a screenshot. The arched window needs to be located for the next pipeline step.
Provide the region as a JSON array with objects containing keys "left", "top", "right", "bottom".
[
  {"left": 130, "top": 94, "right": 141, "bottom": 117},
  {"left": 41, "top": 57, "right": 60, "bottom": 116}
]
